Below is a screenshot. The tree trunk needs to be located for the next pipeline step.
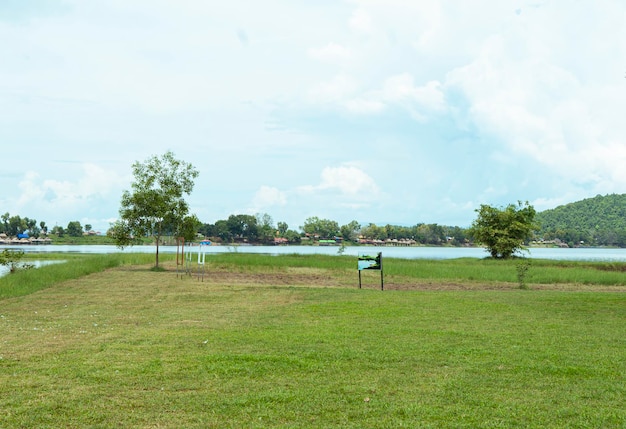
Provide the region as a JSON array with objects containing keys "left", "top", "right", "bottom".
[{"left": 155, "top": 222, "right": 161, "bottom": 268}]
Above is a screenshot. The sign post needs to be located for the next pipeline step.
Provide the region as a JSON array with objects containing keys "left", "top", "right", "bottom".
[{"left": 357, "top": 252, "right": 383, "bottom": 290}]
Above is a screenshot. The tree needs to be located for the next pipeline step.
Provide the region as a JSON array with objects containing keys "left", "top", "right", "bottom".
[
  {"left": 256, "top": 213, "right": 275, "bottom": 244},
  {"left": 7, "top": 215, "right": 26, "bottom": 237},
  {"left": 360, "top": 223, "right": 386, "bottom": 241},
  {"left": 340, "top": 220, "right": 361, "bottom": 242},
  {"left": 1, "top": 212, "right": 9, "bottom": 234},
  {"left": 66, "top": 221, "right": 83, "bottom": 237},
  {"left": 277, "top": 221, "right": 289, "bottom": 236},
  {"left": 212, "top": 220, "right": 232, "bottom": 242},
  {"left": 177, "top": 214, "right": 202, "bottom": 243},
  {"left": 301, "top": 216, "right": 339, "bottom": 239},
  {"left": 25, "top": 217, "right": 40, "bottom": 238},
  {"left": 469, "top": 201, "right": 537, "bottom": 259},
  {"left": 226, "top": 214, "right": 258, "bottom": 242},
  {"left": 111, "top": 151, "right": 199, "bottom": 268}
]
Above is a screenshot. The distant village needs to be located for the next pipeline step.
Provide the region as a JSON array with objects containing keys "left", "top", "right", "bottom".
[{"left": 0, "top": 233, "right": 53, "bottom": 245}]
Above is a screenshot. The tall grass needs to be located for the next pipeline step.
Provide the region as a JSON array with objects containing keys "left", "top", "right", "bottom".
[{"left": 206, "top": 254, "right": 626, "bottom": 287}]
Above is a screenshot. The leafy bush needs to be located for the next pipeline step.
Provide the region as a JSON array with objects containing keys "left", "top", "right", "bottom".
[{"left": 0, "top": 249, "right": 33, "bottom": 273}]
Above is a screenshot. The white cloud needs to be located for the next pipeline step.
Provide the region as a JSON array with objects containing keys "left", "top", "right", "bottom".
[
  {"left": 307, "top": 74, "right": 359, "bottom": 104},
  {"left": 251, "top": 186, "right": 287, "bottom": 210},
  {"left": 309, "top": 72, "right": 447, "bottom": 119},
  {"left": 17, "top": 164, "right": 124, "bottom": 207},
  {"left": 309, "top": 42, "right": 352, "bottom": 64},
  {"left": 380, "top": 74, "right": 446, "bottom": 112},
  {"left": 12, "top": 164, "right": 127, "bottom": 229},
  {"left": 348, "top": 8, "right": 372, "bottom": 33},
  {"left": 299, "top": 165, "right": 380, "bottom": 197},
  {"left": 343, "top": 98, "right": 386, "bottom": 114},
  {"left": 442, "top": 3, "right": 626, "bottom": 201}
]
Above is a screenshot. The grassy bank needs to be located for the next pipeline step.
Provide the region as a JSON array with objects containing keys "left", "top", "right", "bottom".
[
  {"left": 1, "top": 253, "right": 160, "bottom": 300},
  {"left": 1, "top": 255, "right": 625, "bottom": 427}
]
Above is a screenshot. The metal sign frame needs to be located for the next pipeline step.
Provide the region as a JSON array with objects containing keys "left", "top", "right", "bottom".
[{"left": 358, "top": 252, "right": 384, "bottom": 290}]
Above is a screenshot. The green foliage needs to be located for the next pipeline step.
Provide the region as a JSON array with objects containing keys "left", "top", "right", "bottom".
[
  {"left": 227, "top": 214, "right": 259, "bottom": 242},
  {"left": 66, "top": 220, "right": 83, "bottom": 237},
  {"left": 0, "top": 212, "right": 41, "bottom": 237},
  {"left": 0, "top": 249, "right": 32, "bottom": 274},
  {"left": 110, "top": 151, "right": 199, "bottom": 267},
  {"left": 469, "top": 201, "right": 537, "bottom": 259},
  {"left": 536, "top": 193, "right": 626, "bottom": 247},
  {"left": 53, "top": 233, "right": 118, "bottom": 245},
  {"left": 177, "top": 214, "right": 202, "bottom": 243},
  {"left": 301, "top": 216, "right": 340, "bottom": 239},
  {"left": 256, "top": 213, "right": 276, "bottom": 244},
  {"left": 358, "top": 222, "right": 465, "bottom": 245},
  {"left": 339, "top": 220, "right": 361, "bottom": 242}
]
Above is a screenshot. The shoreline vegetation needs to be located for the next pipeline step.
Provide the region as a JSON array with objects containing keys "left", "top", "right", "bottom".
[
  {"left": 2, "top": 233, "right": 623, "bottom": 250},
  {"left": 4, "top": 194, "right": 626, "bottom": 250},
  {"left": 1, "top": 253, "right": 624, "bottom": 427}
]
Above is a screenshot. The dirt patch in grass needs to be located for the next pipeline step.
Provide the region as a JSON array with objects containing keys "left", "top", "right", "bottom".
[
  {"left": 196, "top": 271, "right": 339, "bottom": 287},
  {"left": 177, "top": 268, "right": 626, "bottom": 292}
]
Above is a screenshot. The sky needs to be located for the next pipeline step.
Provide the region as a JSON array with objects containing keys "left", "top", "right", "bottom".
[{"left": 2, "top": 0, "right": 626, "bottom": 234}]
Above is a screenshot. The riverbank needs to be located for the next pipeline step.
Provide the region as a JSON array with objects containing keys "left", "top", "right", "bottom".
[{"left": 3, "top": 253, "right": 626, "bottom": 300}]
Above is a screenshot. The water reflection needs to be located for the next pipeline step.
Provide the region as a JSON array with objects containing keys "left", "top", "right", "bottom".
[{"left": 0, "top": 259, "right": 66, "bottom": 278}]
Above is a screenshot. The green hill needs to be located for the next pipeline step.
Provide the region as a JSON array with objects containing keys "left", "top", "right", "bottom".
[{"left": 536, "top": 194, "right": 626, "bottom": 247}]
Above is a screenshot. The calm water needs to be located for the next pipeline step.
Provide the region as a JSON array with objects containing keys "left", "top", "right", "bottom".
[
  {"left": 0, "top": 259, "right": 66, "bottom": 278},
  {"left": 2, "top": 244, "right": 626, "bottom": 261}
]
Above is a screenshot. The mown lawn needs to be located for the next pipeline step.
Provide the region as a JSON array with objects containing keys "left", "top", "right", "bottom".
[{"left": 0, "top": 255, "right": 624, "bottom": 428}]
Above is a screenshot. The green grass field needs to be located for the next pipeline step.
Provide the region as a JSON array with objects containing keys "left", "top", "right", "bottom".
[{"left": 1, "top": 254, "right": 625, "bottom": 428}]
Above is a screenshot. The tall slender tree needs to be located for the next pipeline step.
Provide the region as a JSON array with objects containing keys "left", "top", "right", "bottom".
[{"left": 111, "top": 151, "right": 199, "bottom": 268}]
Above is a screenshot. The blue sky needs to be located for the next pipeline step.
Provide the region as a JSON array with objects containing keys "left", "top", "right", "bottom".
[{"left": 2, "top": 0, "right": 625, "bottom": 233}]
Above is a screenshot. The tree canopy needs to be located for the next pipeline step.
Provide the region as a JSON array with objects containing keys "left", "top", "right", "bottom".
[
  {"left": 301, "top": 217, "right": 340, "bottom": 239},
  {"left": 111, "top": 151, "right": 199, "bottom": 268},
  {"left": 536, "top": 194, "right": 626, "bottom": 247},
  {"left": 469, "top": 201, "right": 537, "bottom": 259}
]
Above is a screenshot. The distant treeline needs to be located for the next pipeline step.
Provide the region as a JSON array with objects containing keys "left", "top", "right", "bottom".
[
  {"left": 198, "top": 214, "right": 469, "bottom": 246},
  {"left": 1, "top": 213, "right": 90, "bottom": 238},
  {"left": 3, "top": 193, "right": 626, "bottom": 247}
]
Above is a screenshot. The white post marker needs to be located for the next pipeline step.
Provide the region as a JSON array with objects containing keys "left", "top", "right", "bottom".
[{"left": 198, "top": 240, "right": 211, "bottom": 281}]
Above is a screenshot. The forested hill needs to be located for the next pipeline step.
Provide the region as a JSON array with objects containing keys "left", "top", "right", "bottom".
[{"left": 536, "top": 193, "right": 626, "bottom": 246}]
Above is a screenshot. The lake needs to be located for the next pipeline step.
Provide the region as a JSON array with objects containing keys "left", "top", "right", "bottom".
[{"left": 2, "top": 244, "right": 626, "bottom": 262}]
